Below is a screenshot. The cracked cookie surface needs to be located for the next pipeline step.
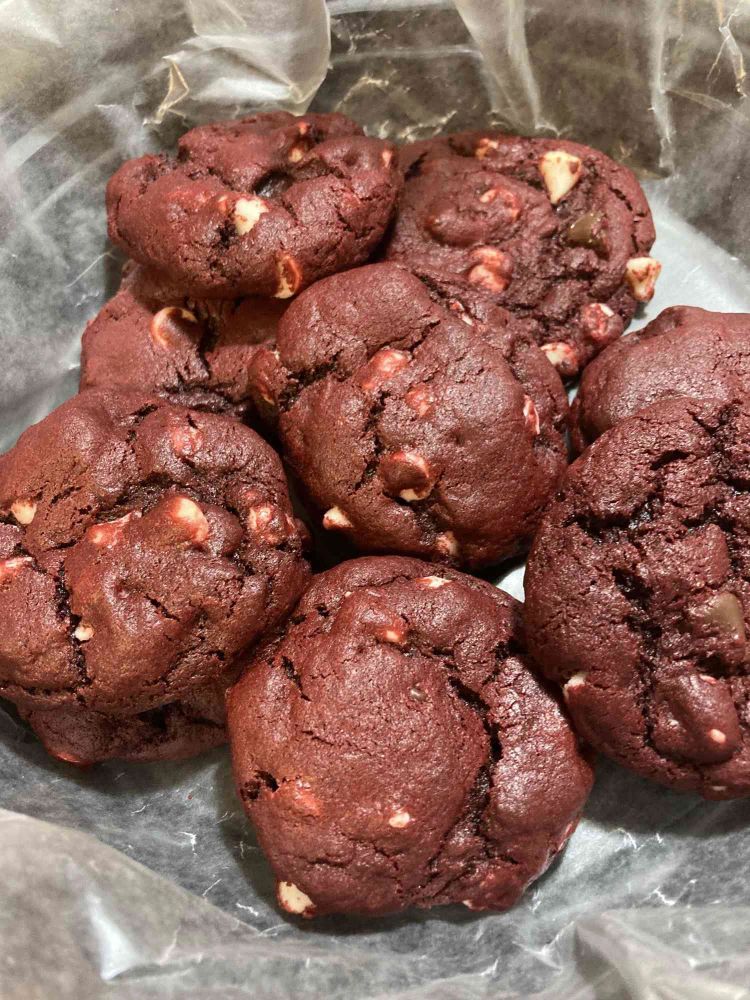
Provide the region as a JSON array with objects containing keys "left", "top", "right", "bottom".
[
  {"left": 106, "top": 112, "right": 400, "bottom": 299},
  {"left": 227, "top": 555, "right": 593, "bottom": 917},
  {"left": 248, "top": 262, "right": 569, "bottom": 569},
  {"left": 0, "top": 388, "right": 310, "bottom": 763},
  {"left": 525, "top": 396, "right": 750, "bottom": 798},
  {"left": 572, "top": 306, "right": 750, "bottom": 452},
  {"left": 81, "top": 264, "right": 285, "bottom": 420},
  {"left": 384, "top": 132, "right": 657, "bottom": 378}
]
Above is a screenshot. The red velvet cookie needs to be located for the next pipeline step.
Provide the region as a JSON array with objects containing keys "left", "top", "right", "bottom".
[
  {"left": 0, "top": 389, "right": 309, "bottom": 764},
  {"left": 249, "top": 263, "right": 570, "bottom": 569},
  {"left": 384, "top": 132, "right": 657, "bottom": 378},
  {"left": 106, "top": 112, "right": 400, "bottom": 299},
  {"left": 525, "top": 396, "right": 750, "bottom": 798},
  {"left": 81, "top": 265, "right": 285, "bottom": 418},
  {"left": 228, "top": 555, "right": 593, "bottom": 918},
  {"left": 572, "top": 307, "right": 750, "bottom": 451}
]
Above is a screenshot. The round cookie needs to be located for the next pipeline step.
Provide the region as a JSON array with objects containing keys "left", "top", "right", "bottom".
[
  {"left": 384, "top": 132, "right": 658, "bottom": 377},
  {"left": 106, "top": 112, "right": 400, "bottom": 299},
  {"left": 228, "top": 555, "right": 594, "bottom": 918},
  {"left": 572, "top": 307, "right": 750, "bottom": 452},
  {"left": 248, "top": 262, "right": 570, "bottom": 569},
  {"left": 0, "top": 388, "right": 309, "bottom": 764},
  {"left": 80, "top": 265, "right": 286, "bottom": 418},
  {"left": 525, "top": 395, "right": 750, "bottom": 798}
]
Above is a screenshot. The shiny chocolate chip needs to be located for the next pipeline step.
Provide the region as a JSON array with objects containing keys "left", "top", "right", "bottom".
[{"left": 566, "top": 211, "right": 605, "bottom": 252}]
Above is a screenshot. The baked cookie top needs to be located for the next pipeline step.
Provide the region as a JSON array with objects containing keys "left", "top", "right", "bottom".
[
  {"left": 384, "top": 132, "right": 657, "bottom": 377},
  {"left": 0, "top": 388, "right": 309, "bottom": 717},
  {"left": 249, "top": 262, "right": 569, "bottom": 569},
  {"left": 572, "top": 306, "right": 750, "bottom": 451},
  {"left": 525, "top": 395, "right": 750, "bottom": 798},
  {"left": 106, "top": 112, "right": 400, "bottom": 298},
  {"left": 228, "top": 555, "right": 593, "bottom": 917}
]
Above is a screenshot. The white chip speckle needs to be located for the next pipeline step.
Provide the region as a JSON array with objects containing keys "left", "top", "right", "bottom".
[
  {"left": 388, "top": 809, "right": 412, "bottom": 829},
  {"left": 234, "top": 196, "right": 269, "bottom": 235},
  {"left": 277, "top": 881, "right": 315, "bottom": 915}
]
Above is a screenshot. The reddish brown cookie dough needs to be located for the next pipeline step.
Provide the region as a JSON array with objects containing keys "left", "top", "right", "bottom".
[
  {"left": 248, "top": 263, "right": 569, "bottom": 569},
  {"left": 106, "top": 112, "right": 400, "bottom": 299},
  {"left": 20, "top": 683, "right": 227, "bottom": 765},
  {"left": 572, "top": 307, "right": 750, "bottom": 452},
  {"left": 0, "top": 389, "right": 309, "bottom": 763},
  {"left": 228, "top": 555, "right": 593, "bottom": 918},
  {"left": 80, "top": 265, "right": 286, "bottom": 419},
  {"left": 525, "top": 396, "right": 750, "bottom": 799},
  {"left": 384, "top": 132, "right": 658, "bottom": 377}
]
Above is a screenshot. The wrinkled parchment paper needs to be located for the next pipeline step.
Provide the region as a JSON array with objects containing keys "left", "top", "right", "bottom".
[{"left": 2, "top": 2, "right": 750, "bottom": 997}]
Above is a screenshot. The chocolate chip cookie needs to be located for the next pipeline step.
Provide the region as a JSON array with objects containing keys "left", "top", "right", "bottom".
[
  {"left": 572, "top": 307, "right": 750, "bottom": 452},
  {"left": 106, "top": 112, "right": 400, "bottom": 299},
  {"left": 228, "top": 555, "right": 593, "bottom": 918},
  {"left": 248, "top": 262, "right": 569, "bottom": 569},
  {"left": 525, "top": 395, "right": 750, "bottom": 798},
  {"left": 0, "top": 388, "right": 309, "bottom": 764},
  {"left": 80, "top": 265, "right": 285, "bottom": 419},
  {"left": 384, "top": 132, "right": 657, "bottom": 377}
]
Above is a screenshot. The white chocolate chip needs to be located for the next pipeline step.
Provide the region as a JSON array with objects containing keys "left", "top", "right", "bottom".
[
  {"left": 277, "top": 881, "right": 316, "bottom": 916},
  {"left": 404, "top": 384, "right": 434, "bottom": 417},
  {"left": 379, "top": 625, "right": 406, "bottom": 645},
  {"left": 467, "top": 246, "right": 512, "bottom": 293},
  {"left": 322, "top": 507, "right": 352, "bottom": 531},
  {"left": 359, "top": 348, "right": 410, "bottom": 392},
  {"left": 711, "top": 785, "right": 728, "bottom": 793},
  {"left": 87, "top": 512, "right": 141, "bottom": 547},
  {"left": 564, "top": 672, "right": 588, "bottom": 698},
  {"left": 74, "top": 623, "right": 94, "bottom": 642},
  {"left": 274, "top": 254, "right": 302, "bottom": 299},
  {"left": 435, "top": 531, "right": 459, "bottom": 558},
  {"left": 233, "top": 196, "right": 269, "bottom": 236},
  {"left": 709, "top": 728, "right": 727, "bottom": 745},
  {"left": 539, "top": 150, "right": 583, "bottom": 205},
  {"left": 0, "top": 556, "right": 33, "bottom": 583},
  {"left": 523, "top": 396, "right": 540, "bottom": 436},
  {"left": 700, "top": 674, "right": 718, "bottom": 685},
  {"left": 381, "top": 450, "right": 435, "bottom": 502},
  {"left": 624, "top": 257, "right": 661, "bottom": 302},
  {"left": 448, "top": 300, "right": 475, "bottom": 326},
  {"left": 149, "top": 307, "right": 198, "bottom": 350},
  {"left": 415, "top": 576, "right": 450, "bottom": 589},
  {"left": 388, "top": 809, "right": 412, "bottom": 829},
  {"left": 475, "top": 137, "right": 499, "bottom": 159},
  {"left": 541, "top": 341, "right": 579, "bottom": 375},
  {"left": 580, "top": 302, "right": 617, "bottom": 343},
  {"left": 381, "top": 148, "right": 394, "bottom": 168},
  {"left": 287, "top": 145, "right": 305, "bottom": 163},
  {"left": 169, "top": 497, "right": 210, "bottom": 544},
  {"left": 10, "top": 499, "right": 37, "bottom": 525},
  {"left": 247, "top": 503, "right": 291, "bottom": 545},
  {"left": 478, "top": 187, "right": 522, "bottom": 219},
  {"left": 171, "top": 425, "right": 202, "bottom": 457}
]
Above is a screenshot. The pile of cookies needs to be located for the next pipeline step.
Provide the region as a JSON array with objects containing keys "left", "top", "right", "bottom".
[{"left": 1, "top": 110, "right": 746, "bottom": 920}]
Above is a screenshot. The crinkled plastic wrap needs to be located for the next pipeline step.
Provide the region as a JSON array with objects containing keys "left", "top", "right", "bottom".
[{"left": 2, "top": 2, "right": 750, "bottom": 997}]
